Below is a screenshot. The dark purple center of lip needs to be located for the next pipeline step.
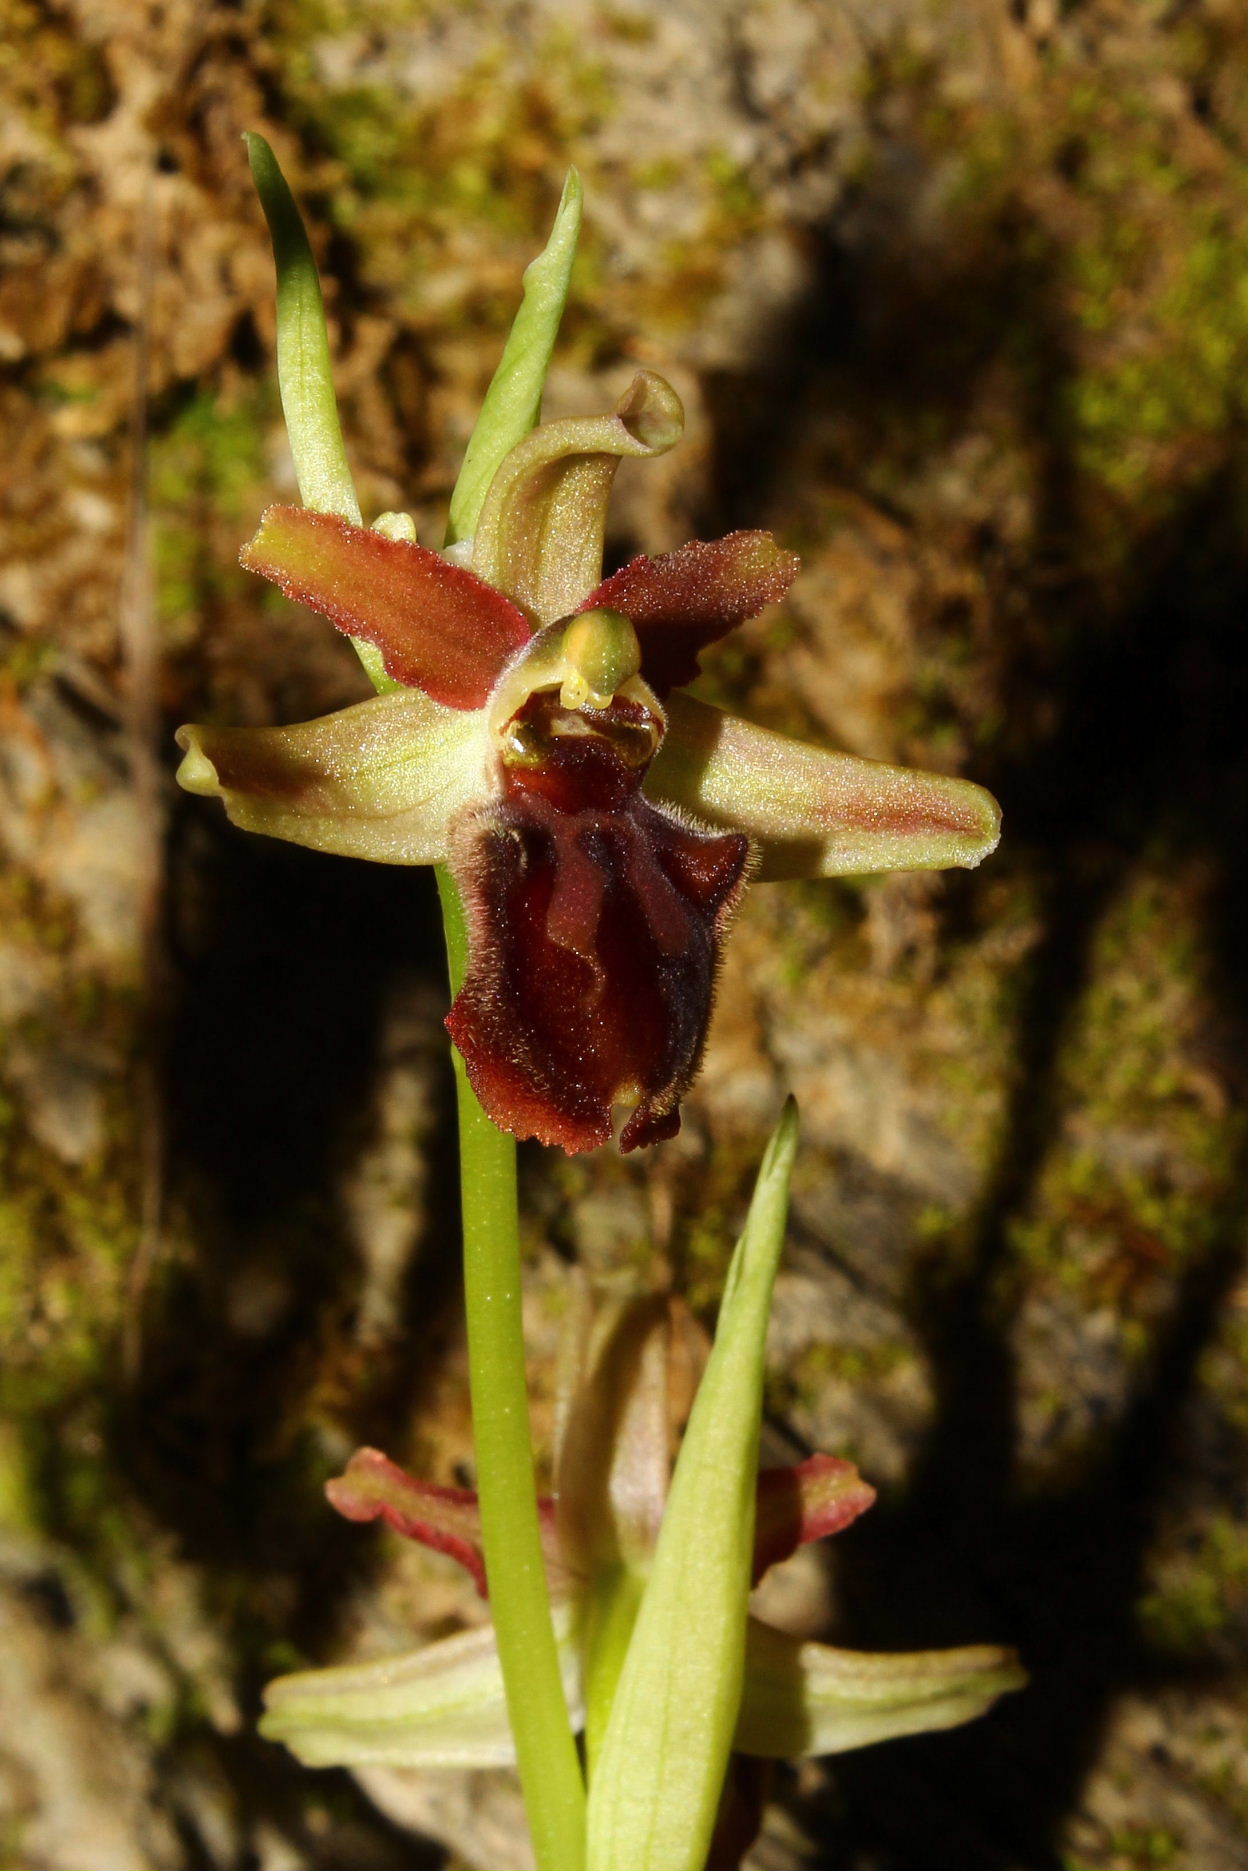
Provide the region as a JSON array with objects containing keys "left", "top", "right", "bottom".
[{"left": 500, "top": 689, "right": 663, "bottom": 813}]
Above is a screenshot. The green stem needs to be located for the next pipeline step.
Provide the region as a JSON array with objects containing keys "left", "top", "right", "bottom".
[{"left": 436, "top": 868, "right": 587, "bottom": 1871}]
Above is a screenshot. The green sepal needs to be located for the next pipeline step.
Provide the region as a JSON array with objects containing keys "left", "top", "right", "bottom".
[
  {"left": 174, "top": 691, "right": 490, "bottom": 865},
  {"left": 650, "top": 693, "right": 1003, "bottom": 879},
  {"left": 736, "top": 1619, "right": 1026, "bottom": 1757},
  {"left": 260, "top": 1601, "right": 583, "bottom": 1770}
]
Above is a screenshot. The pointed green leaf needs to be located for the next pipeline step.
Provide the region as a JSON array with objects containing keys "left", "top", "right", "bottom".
[
  {"left": 586, "top": 1100, "right": 800, "bottom": 1871},
  {"left": 446, "top": 168, "right": 584, "bottom": 548},
  {"left": 650, "top": 693, "right": 1002, "bottom": 880},
  {"left": 736, "top": 1619, "right": 1026, "bottom": 1758},
  {"left": 245, "top": 133, "right": 399, "bottom": 695},
  {"left": 245, "top": 133, "right": 361, "bottom": 528}
]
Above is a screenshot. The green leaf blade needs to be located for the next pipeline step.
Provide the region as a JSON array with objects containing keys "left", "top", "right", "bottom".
[
  {"left": 245, "top": 132, "right": 361, "bottom": 528},
  {"left": 585, "top": 1100, "right": 800, "bottom": 1871},
  {"left": 445, "top": 167, "right": 584, "bottom": 548}
]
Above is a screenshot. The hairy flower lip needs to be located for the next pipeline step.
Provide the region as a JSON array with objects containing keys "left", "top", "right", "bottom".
[{"left": 444, "top": 780, "right": 754, "bottom": 1154}]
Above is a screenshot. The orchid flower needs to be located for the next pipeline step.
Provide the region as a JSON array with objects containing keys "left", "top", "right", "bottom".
[
  {"left": 175, "top": 147, "right": 999, "bottom": 1158},
  {"left": 260, "top": 1291, "right": 1024, "bottom": 1806},
  {"left": 175, "top": 366, "right": 1000, "bottom": 1150}
]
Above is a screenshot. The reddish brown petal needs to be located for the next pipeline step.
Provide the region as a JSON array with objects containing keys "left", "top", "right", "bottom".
[
  {"left": 240, "top": 505, "right": 531, "bottom": 708},
  {"left": 581, "top": 532, "right": 800, "bottom": 694},
  {"left": 445, "top": 705, "right": 751, "bottom": 1152},
  {"left": 326, "top": 1448, "right": 566, "bottom": 1598},
  {"left": 751, "top": 1454, "right": 877, "bottom": 1583}
]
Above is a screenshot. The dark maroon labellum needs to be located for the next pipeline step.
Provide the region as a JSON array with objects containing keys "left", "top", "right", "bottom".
[{"left": 447, "top": 690, "right": 752, "bottom": 1152}]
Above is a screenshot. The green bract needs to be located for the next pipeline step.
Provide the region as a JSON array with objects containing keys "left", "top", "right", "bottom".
[
  {"left": 586, "top": 1101, "right": 801, "bottom": 1870},
  {"left": 446, "top": 166, "right": 584, "bottom": 547}
]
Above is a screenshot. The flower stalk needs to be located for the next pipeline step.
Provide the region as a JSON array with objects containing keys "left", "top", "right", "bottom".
[
  {"left": 436, "top": 868, "right": 587, "bottom": 1869},
  {"left": 260, "top": 1132, "right": 1028, "bottom": 1829},
  {"left": 433, "top": 169, "right": 590, "bottom": 1869}
]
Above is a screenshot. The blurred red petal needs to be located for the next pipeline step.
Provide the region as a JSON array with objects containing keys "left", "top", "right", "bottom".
[
  {"left": 326, "top": 1448, "right": 566, "bottom": 1598},
  {"left": 752, "top": 1454, "right": 877, "bottom": 1583}
]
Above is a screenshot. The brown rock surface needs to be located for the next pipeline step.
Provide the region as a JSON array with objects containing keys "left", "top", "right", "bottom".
[{"left": 3, "top": 1, "right": 1248, "bottom": 1866}]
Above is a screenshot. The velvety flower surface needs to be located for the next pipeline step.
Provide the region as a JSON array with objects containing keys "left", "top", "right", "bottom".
[
  {"left": 260, "top": 1297, "right": 1024, "bottom": 1774},
  {"left": 177, "top": 372, "right": 1001, "bottom": 1151}
]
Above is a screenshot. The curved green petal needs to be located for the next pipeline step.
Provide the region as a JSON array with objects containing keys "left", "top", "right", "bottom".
[
  {"left": 649, "top": 693, "right": 1002, "bottom": 881},
  {"left": 260, "top": 1602, "right": 583, "bottom": 1771},
  {"left": 736, "top": 1618, "right": 1026, "bottom": 1759},
  {"left": 471, "top": 371, "right": 684, "bottom": 627},
  {"left": 175, "top": 691, "right": 490, "bottom": 864}
]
